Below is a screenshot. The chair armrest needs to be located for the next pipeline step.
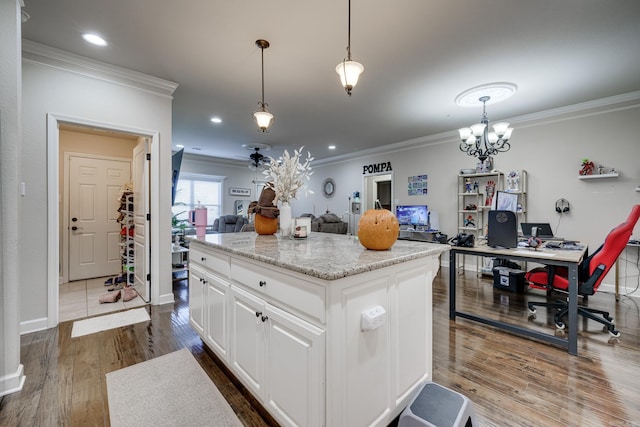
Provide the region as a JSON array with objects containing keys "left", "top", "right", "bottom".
[{"left": 580, "top": 264, "right": 606, "bottom": 295}]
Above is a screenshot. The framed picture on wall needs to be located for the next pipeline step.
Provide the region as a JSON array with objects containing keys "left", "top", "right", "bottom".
[{"left": 229, "top": 187, "right": 251, "bottom": 197}]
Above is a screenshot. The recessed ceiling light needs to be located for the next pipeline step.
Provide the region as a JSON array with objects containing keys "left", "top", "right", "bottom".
[
  {"left": 455, "top": 82, "right": 517, "bottom": 107},
  {"left": 328, "top": 145, "right": 336, "bottom": 150},
  {"left": 82, "top": 33, "right": 107, "bottom": 47},
  {"left": 210, "top": 117, "right": 222, "bottom": 124},
  {"left": 176, "top": 144, "right": 184, "bottom": 148}
]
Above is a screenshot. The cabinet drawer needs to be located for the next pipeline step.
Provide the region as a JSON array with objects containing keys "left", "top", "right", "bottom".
[
  {"left": 231, "top": 258, "right": 325, "bottom": 324},
  {"left": 189, "top": 246, "right": 230, "bottom": 277}
]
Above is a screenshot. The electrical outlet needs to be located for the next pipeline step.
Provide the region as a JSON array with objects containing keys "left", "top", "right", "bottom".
[{"left": 361, "top": 305, "right": 386, "bottom": 331}]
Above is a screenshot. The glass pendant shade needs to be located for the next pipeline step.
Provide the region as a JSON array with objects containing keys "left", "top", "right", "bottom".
[
  {"left": 458, "top": 127, "right": 472, "bottom": 140},
  {"left": 487, "top": 132, "right": 499, "bottom": 144},
  {"left": 492, "top": 122, "right": 510, "bottom": 136},
  {"left": 336, "top": 60, "right": 364, "bottom": 93},
  {"left": 253, "top": 108, "right": 274, "bottom": 132},
  {"left": 470, "top": 123, "right": 486, "bottom": 137}
]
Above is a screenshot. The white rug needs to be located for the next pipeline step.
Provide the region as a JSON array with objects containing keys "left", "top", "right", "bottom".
[
  {"left": 71, "top": 307, "right": 150, "bottom": 338},
  {"left": 106, "top": 348, "right": 242, "bottom": 427}
]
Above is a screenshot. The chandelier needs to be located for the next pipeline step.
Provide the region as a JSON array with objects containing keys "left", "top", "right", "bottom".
[
  {"left": 335, "top": 0, "right": 364, "bottom": 96},
  {"left": 253, "top": 39, "right": 274, "bottom": 132},
  {"left": 458, "top": 95, "right": 513, "bottom": 162}
]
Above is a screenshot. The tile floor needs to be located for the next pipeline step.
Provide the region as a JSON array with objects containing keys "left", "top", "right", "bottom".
[{"left": 59, "top": 276, "right": 147, "bottom": 322}]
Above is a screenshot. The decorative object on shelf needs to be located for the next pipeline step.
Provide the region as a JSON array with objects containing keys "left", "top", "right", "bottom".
[
  {"left": 485, "top": 180, "right": 496, "bottom": 206},
  {"left": 464, "top": 178, "right": 473, "bottom": 193},
  {"left": 506, "top": 170, "right": 521, "bottom": 192},
  {"left": 253, "top": 39, "right": 274, "bottom": 132},
  {"left": 357, "top": 203, "right": 399, "bottom": 250},
  {"left": 335, "top": 0, "right": 364, "bottom": 96},
  {"left": 464, "top": 203, "right": 477, "bottom": 211},
  {"left": 456, "top": 84, "right": 516, "bottom": 162},
  {"left": 263, "top": 146, "right": 314, "bottom": 206},
  {"left": 322, "top": 178, "right": 336, "bottom": 198},
  {"left": 580, "top": 158, "right": 595, "bottom": 175},
  {"left": 464, "top": 215, "right": 475, "bottom": 227},
  {"left": 476, "top": 157, "right": 492, "bottom": 173},
  {"left": 250, "top": 187, "right": 279, "bottom": 235},
  {"left": 408, "top": 174, "right": 428, "bottom": 196}
]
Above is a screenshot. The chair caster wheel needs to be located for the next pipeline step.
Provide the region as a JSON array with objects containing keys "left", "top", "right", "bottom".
[
  {"left": 555, "top": 322, "right": 566, "bottom": 330},
  {"left": 527, "top": 306, "right": 536, "bottom": 314},
  {"left": 609, "top": 329, "right": 620, "bottom": 338}
]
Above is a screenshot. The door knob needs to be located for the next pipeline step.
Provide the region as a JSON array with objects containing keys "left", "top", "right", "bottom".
[
  {"left": 71, "top": 217, "right": 78, "bottom": 222},
  {"left": 71, "top": 226, "right": 78, "bottom": 231}
]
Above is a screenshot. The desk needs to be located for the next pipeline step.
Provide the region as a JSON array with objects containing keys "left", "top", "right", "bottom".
[{"left": 449, "top": 244, "right": 587, "bottom": 355}]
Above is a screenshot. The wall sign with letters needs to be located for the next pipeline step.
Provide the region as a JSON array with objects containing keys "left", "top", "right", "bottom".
[{"left": 362, "top": 162, "right": 392, "bottom": 175}]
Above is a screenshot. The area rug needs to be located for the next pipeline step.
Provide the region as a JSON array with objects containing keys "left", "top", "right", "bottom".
[
  {"left": 71, "top": 307, "right": 150, "bottom": 338},
  {"left": 106, "top": 348, "right": 242, "bottom": 427}
]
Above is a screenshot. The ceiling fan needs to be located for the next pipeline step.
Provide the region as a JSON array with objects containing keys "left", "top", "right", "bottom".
[{"left": 245, "top": 143, "right": 271, "bottom": 170}]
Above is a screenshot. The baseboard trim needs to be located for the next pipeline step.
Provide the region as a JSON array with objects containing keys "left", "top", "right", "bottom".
[
  {"left": 0, "top": 364, "right": 25, "bottom": 397},
  {"left": 20, "top": 317, "right": 49, "bottom": 335}
]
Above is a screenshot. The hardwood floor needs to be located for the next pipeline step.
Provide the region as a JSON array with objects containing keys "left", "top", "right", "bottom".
[{"left": 1, "top": 267, "right": 639, "bottom": 426}]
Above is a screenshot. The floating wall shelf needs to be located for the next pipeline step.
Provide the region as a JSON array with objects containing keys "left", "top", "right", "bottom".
[{"left": 578, "top": 172, "right": 619, "bottom": 180}]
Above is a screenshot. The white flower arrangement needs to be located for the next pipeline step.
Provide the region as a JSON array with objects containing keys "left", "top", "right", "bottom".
[{"left": 263, "top": 146, "right": 314, "bottom": 205}]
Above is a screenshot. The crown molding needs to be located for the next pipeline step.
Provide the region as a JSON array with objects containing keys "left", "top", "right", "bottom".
[
  {"left": 22, "top": 39, "right": 178, "bottom": 98},
  {"left": 314, "top": 90, "right": 640, "bottom": 167}
]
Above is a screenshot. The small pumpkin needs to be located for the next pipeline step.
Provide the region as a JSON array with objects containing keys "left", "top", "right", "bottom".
[
  {"left": 357, "top": 208, "right": 399, "bottom": 250},
  {"left": 255, "top": 213, "right": 278, "bottom": 235}
]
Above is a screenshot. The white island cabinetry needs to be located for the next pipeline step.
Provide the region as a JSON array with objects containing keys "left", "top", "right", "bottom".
[{"left": 188, "top": 233, "right": 448, "bottom": 427}]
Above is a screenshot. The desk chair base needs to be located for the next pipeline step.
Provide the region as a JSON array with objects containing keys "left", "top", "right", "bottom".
[{"left": 527, "top": 300, "right": 620, "bottom": 338}]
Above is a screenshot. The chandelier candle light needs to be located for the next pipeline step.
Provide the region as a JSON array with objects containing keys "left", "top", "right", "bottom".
[
  {"left": 336, "top": 0, "right": 364, "bottom": 96},
  {"left": 253, "top": 39, "right": 274, "bottom": 132},
  {"left": 263, "top": 147, "right": 314, "bottom": 236},
  {"left": 458, "top": 95, "right": 514, "bottom": 162}
]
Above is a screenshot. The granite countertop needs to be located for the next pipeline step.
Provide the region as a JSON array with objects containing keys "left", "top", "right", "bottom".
[{"left": 188, "top": 232, "right": 449, "bottom": 280}]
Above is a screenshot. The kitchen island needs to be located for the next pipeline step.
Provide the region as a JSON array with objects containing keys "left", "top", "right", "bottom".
[{"left": 187, "top": 232, "right": 448, "bottom": 427}]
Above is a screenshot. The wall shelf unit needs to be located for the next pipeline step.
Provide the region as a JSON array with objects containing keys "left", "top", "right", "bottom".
[
  {"left": 578, "top": 172, "right": 619, "bottom": 180},
  {"left": 457, "top": 170, "right": 528, "bottom": 275}
]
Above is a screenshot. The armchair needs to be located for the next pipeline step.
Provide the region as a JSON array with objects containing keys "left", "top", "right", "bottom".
[
  {"left": 212, "top": 215, "right": 249, "bottom": 233},
  {"left": 526, "top": 205, "right": 640, "bottom": 337}
]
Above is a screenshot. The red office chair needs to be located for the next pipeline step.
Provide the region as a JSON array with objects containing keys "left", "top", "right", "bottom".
[{"left": 526, "top": 205, "right": 640, "bottom": 337}]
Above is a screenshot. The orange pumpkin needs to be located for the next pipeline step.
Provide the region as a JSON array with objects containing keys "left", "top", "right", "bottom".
[
  {"left": 357, "top": 208, "right": 399, "bottom": 250},
  {"left": 255, "top": 213, "right": 278, "bottom": 235}
]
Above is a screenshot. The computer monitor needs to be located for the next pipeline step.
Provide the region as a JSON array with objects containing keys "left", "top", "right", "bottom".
[
  {"left": 493, "top": 191, "right": 519, "bottom": 213},
  {"left": 395, "top": 205, "right": 429, "bottom": 227}
]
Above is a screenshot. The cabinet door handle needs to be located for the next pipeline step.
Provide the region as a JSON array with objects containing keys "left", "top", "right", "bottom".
[
  {"left": 259, "top": 280, "right": 266, "bottom": 287},
  {"left": 201, "top": 257, "right": 206, "bottom": 262},
  {"left": 261, "top": 315, "right": 268, "bottom": 322},
  {"left": 255, "top": 311, "right": 262, "bottom": 317}
]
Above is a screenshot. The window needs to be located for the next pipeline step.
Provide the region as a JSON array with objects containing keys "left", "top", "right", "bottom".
[{"left": 171, "top": 173, "right": 223, "bottom": 228}]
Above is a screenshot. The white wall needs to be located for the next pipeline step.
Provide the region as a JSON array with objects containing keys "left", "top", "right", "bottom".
[
  {"left": 20, "top": 41, "right": 177, "bottom": 331},
  {"left": 1, "top": 0, "right": 26, "bottom": 397},
  {"left": 226, "top": 95, "right": 640, "bottom": 295}
]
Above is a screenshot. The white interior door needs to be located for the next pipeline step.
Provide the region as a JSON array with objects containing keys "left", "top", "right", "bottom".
[
  {"left": 68, "top": 155, "right": 131, "bottom": 281},
  {"left": 133, "top": 139, "right": 150, "bottom": 302}
]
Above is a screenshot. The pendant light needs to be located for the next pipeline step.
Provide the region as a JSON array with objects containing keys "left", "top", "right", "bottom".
[
  {"left": 253, "top": 39, "right": 274, "bottom": 132},
  {"left": 335, "top": 0, "right": 364, "bottom": 96}
]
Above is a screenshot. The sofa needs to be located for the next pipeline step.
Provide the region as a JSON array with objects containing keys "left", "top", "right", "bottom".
[
  {"left": 212, "top": 215, "right": 250, "bottom": 233},
  {"left": 303, "top": 213, "right": 348, "bottom": 234}
]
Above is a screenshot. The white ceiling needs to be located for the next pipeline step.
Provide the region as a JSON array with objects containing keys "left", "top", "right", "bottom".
[{"left": 20, "top": 0, "right": 640, "bottom": 162}]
